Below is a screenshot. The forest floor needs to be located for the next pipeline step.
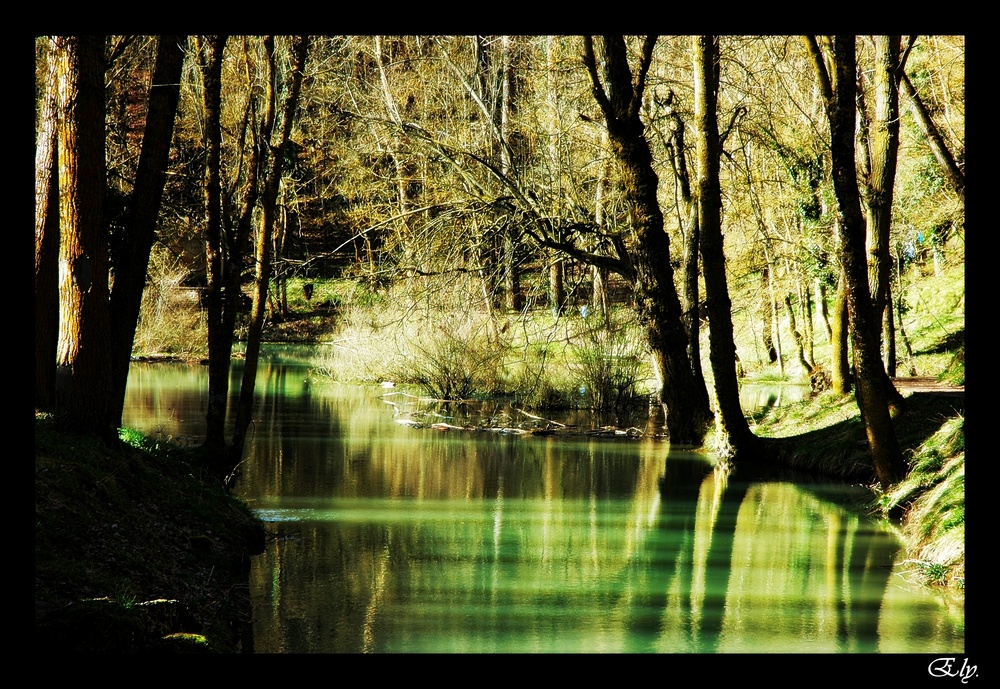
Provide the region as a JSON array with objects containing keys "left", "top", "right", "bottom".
[
  {"left": 34, "top": 417, "right": 266, "bottom": 653},
  {"left": 260, "top": 305, "right": 339, "bottom": 343}
]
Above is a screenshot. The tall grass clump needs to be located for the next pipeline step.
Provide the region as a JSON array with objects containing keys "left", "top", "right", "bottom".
[
  {"left": 405, "top": 310, "right": 510, "bottom": 399},
  {"left": 133, "top": 247, "right": 207, "bottom": 358},
  {"left": 571, "top": 313, "right": 648, "bottom": 412},
  {"left": 319, "top": 280, "right": 510, "bottom": 398}
]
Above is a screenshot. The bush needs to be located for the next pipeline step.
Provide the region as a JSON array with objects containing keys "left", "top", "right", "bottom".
[
  {"left": 405, "top": 312, "right": 509, "bottom": 399},
  {"left": 571, "top": 315, "right": 647, "bottom": 412},
  {"left": 133, "top": 247, "right": 207, "bottom": 358}
]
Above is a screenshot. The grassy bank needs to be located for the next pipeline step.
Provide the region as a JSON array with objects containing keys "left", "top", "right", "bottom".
[
  {"left": 35, "top": 416, "right": 266, "bottom": 652},
  {"left": 750, "top": 387, "right": 964, "bottom": 592}
]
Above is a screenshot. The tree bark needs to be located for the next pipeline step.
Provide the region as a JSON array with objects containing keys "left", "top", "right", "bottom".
[
  {"left": 814, "top": 35, "right": 905, "bottom": 487},
  {"left": 501, "top": 35, "right": 523, "bottom": 313},
  {"left": 546, "top": 37, "right": 565, "bottom": 317},
  {"left": 900, "top": 70, "right": 964, "bottom": 200},
  {"left": 200, "top": 35, "right": 230, "bottom": 450},
  {"left": 784, "top": 294, "right": 813, "bottom": 374},
  {"left": 583, "top": 36, "right": 712, "bottom": 445},
  {"left": 692, "top": 36, "right": 760, "bottom": 458},
  {"left": 230, "top": 36, "right": 311, "bottom": 471},
  {"left": 862, "top": 36, "right": 903, "bottom": 329},
  {"left": 107, "top": 36, "right": 186, "bottom": 429},
  {"left": 54, "top": 35, "right": 114, "bottom": 441},
  {"left": 663, "top": 89, "right": 711, "bottom": 413},
  {"left": 816, "top": 280, "right": 833, "bottom": 343},
  {"left": 35, "top": 38, "right": 60, "bottom": 411},
  {"left": 830, "top": 269, "right": 851, "bottom": 393}
]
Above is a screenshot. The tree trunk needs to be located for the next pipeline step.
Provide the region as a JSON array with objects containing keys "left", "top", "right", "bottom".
[
  {"left": 546, "top": 38, "right": 565, "bottom": 318},
  {"left": 35, "top": 39, "right": 60, "bottom": 412},
  {"left": 201, "top": 35, "right": 230, "bottom": 451},
  {"left": 801, "top": 281, "right": 815, "bottom": 364},
  {"left": 501, "top": 36, "right": 523, "bottom": 313},
  {"left": 814, "top": 35, "right": 905, "bottom": 487},
  {"left": 816, "top": 280, "right": 833, "bottom": 343},
  {"left": 663, "top": 87, "right": 711, "bottom": 412},
  {"left": 692, "top": 35, "right": 759, "bottom": 458},
  {"left": 900, "top": 70, "right": 964, "bottom": 200},
  {"left": 54, "top": 35, "right": 114, "bottom": 441},
  {"left": 884, "top": 285, "right": 897, "bottom": 378},
  {"left": 784, "top": 294, "right": 813, "bottom": 374},
  {"left": 583, "top": 36, "right": 712, "bottom": 445},
  {"left": 830, "top": 269, "right": 851, "bottom": 393},
  {"left": 862, "top": 36, "right": 903, "bottom": 329},
  {"left": 107, "top": 36, "right": 186, "bottom": 429},
  {"left": 230, "top": 36, "right": 311, "bottom": 473},
  {"left": 760, "top": 266, "right": 777, "bottom": 363},
  {"left": 549, "top": 251, "right": 564, "bottom": 316}
]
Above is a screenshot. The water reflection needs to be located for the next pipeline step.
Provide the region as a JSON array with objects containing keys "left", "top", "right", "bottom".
[{"left": 121, "top": 347, "right": 964, "bottom": 654}]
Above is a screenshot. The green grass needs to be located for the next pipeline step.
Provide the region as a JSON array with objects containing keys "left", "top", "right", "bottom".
[{"left": 881, "top": 415, "right": 964, "bottom": 590}]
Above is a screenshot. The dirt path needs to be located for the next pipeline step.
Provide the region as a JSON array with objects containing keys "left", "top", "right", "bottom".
[{"left": 893, "top": 376, "right": 965, "bottom": 395}]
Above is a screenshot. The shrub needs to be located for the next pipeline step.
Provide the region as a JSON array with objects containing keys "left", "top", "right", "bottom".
[
  {"left": 133, "top": 246, "right": 207, "bottom": 358},
  {"left": 405, "top": 312, "right": 509, "bottom": 399},
  {"left": 571, "top": 315, "right": 647, "bottom": 412}
]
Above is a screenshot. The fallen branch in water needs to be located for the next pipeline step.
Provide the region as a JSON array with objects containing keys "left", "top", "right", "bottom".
[{"left": 515, "top": 408, "right": 566, "bottom": 427}]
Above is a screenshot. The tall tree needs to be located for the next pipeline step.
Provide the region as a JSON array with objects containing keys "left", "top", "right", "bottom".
[
  {"left": 544, "top": 36, "right": 566, "bottom": 316},
  {"left": 657, "top": 84, "right": 712, "bottom": 424},
  {"left": 200, "top": 35, "right": 230, "bottom": 451},
  {"left": 691, "top": 36, "right": 761, "bottom": 458},
  {"left": 500, "top": 36, "right": 523, "bottom": 313},
  {"left": 582, "top": 36, "right": 712, "bottom": 445},
  {"left": 858, "top": 36, "right": 909, "bottom": 333},
  {"left": 35, "top": 39, "right": 60, "bottom": 411},
  {"left": 53, "top": 35, "right": 114, "bottom": 440},
  {"left": 106, "top": 36, "right": 186, "bottom": 428},
  {"left": 230, "top": 36, "right": 311, "bottom": 470},
  {"left": 807, "top": 35, "right": 906, "bottom": 487},
  {"left": 899, "top": 70, "right": 964, "bottom": 200}
]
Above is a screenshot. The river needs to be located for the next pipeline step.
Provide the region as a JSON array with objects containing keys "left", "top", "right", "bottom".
[{"left": 122, "top": 344, "right": 964, "bottom": 654}]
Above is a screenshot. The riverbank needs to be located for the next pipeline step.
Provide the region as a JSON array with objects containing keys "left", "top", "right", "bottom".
[
  {"left": 752, "top": 384, "right": 965, "bottom": 592},
  {"left": 34, "top": 414, "right": 265, "bottom": 652}
]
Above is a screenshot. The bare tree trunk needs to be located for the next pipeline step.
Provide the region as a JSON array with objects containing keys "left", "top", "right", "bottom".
[
  {"left": 692, "top": 35, "right": 759, "bottom": 458},
  {"left": 662, "top": 88, "right": 711, "bottom": 411},
  {"left": 546, "top": 37, "right": 565, "bottom": 318},
  {"left": 784, "top": 294, "right": 813, "bottom": 374},
  {"left": 831, "top": 269, "right": 851, "bottom": 393},
  {"left": 801, "top": 280, "right": 815, "bottom": 365},
  {"left": 54, "top": 35, "right": 113, "bottom": 441},
  {"left": 107, "top": 36, "right": 186, "bottom": 429},
  {"left": 809, "top": 35, "right": 905, "bottom": 487},
  {"left": 583, "top": 36, "right": 713, "bottom": 445},
  {"left": 816, "top": 279, "right": 833, "bottom": 342},
  {"left": 592, "top": 128, "right": 611, "bottom": 326},
  {"left": 760, "top": 266, "right": 777, "bottom": 363},
  {"left": 884, "top": 284, "right": 897, "bottom": 378},
  {"left": 200, "top": 35, "right": 230, "bottom": 451},
  {"left": 501, "top": 36, "right": 523, "bottom": 313},
  {"left": 900, "top": 70, "right": 964, "bottom": 200},
  {"left": 861, "top": 35, "right": 903, "bottom": 329},
  {"left": 763, "top": 255, "right": 784, "bottom": 376},
  {"left": 35, "top": 39, "right": 60, "bottom": 412},
  {"left": 230, "top": 36, "right": 310, "bottom": 474}
]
